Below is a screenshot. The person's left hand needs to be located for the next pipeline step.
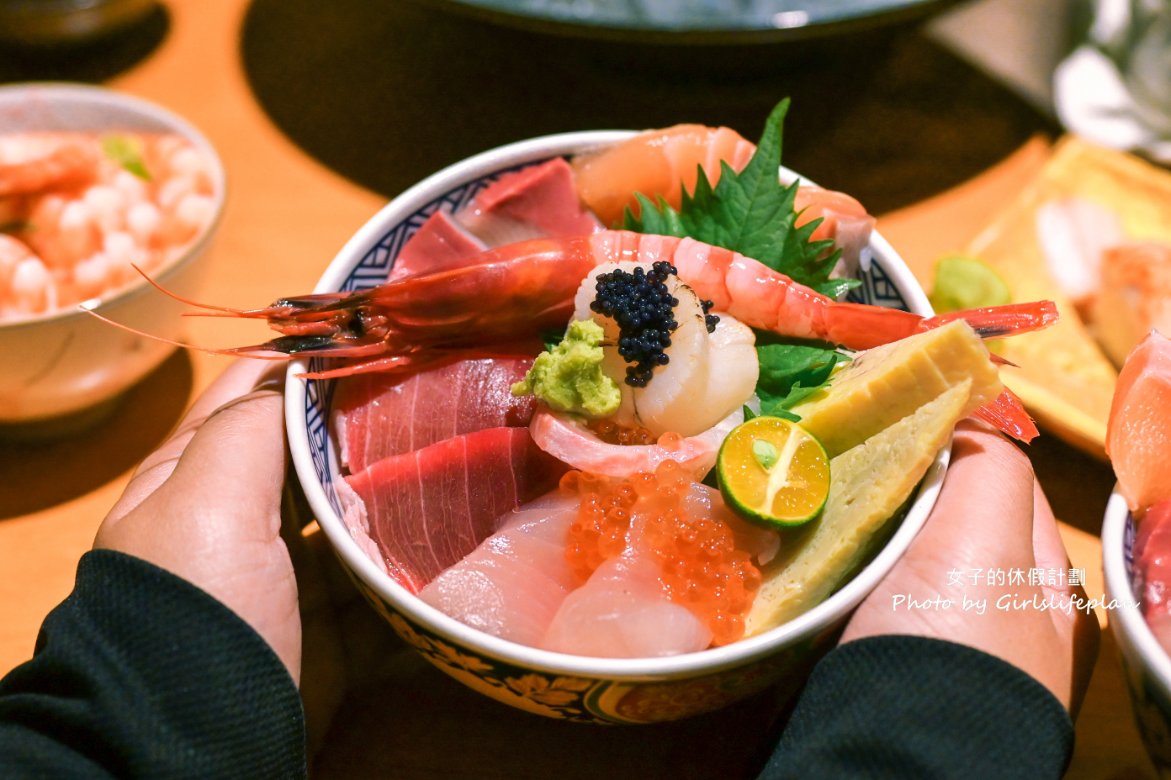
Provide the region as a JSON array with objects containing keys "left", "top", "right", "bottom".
[{"left": 93, "top": 359, "right": 300, "bottom": 681}]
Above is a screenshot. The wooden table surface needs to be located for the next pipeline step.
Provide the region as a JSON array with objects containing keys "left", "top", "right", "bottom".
[{"left": 0, "top": 1, "right": 1156, "bottom": 776}]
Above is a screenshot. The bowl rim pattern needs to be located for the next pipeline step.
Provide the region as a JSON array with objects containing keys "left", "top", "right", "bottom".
[{"left": 285, "top": 129, "right": 947, "bottom": 681}]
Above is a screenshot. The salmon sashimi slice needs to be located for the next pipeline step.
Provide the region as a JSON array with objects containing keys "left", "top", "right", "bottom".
[
  {"left": 1107, "top": 329, "right": 1171, "bottom": 513},
  {"left": 571, "top": 124, "right": 755, "bottom": 227}
]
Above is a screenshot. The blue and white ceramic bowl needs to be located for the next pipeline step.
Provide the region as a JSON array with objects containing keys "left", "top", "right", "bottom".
[
  {"left": 285, "top": 131, "right": 947, "bottom": 724},
  {"left": 1103, "top": 491, "right": 1171, "bottom": 776}
]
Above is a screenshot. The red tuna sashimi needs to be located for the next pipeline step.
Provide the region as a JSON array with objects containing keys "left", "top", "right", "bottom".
[
  {"left": 341, "top": 427, "right": 567, "bottom": 593},
  {"left": 391, "top": 158, "right": 602, "bottom": 280},
  {"left": 333, "top": 357, "right": 537, "bottom": 473},
  {"left": 418, "top": 490, "right": 580, "bottom": 646},
  {"left": 458, "top": 158, "right": 602, "bottom": 246},
  {"left": 1136, "top": 500, "right": 1171, "bottom": 653},
  {"left": 391, "top": 210, "right": 488, "bottom": 281}
]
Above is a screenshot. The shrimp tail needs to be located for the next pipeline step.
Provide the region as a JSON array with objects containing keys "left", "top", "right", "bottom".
[
  {"left": 973, "top": 387, "right": 1039, "bottom": 443},
  {"left": 925, "top": 300, "right": 1059, "bottom": 340}
]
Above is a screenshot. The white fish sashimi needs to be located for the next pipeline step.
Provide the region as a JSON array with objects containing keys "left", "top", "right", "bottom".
[
  {"left": 539, "top": 482, "right": 777, "bottom": 658},
  {"left": 540, "top": 550, "right": 712, "bottom": 658},
  {"left": 417, "top": 491, "right": 579, "bottom": 645},
  {"left": 529, "top": 405, "right": 743, "bottom": 480}
]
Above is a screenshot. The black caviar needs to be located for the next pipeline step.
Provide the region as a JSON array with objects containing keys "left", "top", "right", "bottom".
[{"left": 590, "top": 261, "right": 719, "bottom": 387}]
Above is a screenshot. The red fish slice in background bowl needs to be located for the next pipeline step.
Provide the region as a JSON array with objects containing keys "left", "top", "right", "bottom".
[{"left": 281, "top": 108, "right": 1051, "bottom": 723}]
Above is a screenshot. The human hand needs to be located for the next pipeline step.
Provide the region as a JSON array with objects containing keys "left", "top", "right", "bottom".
[
  {"left": 93, "top": 359, "right": 299, "bottom": 681},
  {"left": 840, "top": 421, "right": 1100, "bottom": 715},
  {"left": 93, "top": 359, "right": 404, "bottom": 755}
]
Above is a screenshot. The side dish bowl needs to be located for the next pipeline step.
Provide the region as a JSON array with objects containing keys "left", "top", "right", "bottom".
[
  {"left": 285, "top": 131, "right": 947, "bottom": 724},
  {"left": 1102, "top": 490, "right": 1171, "bottom": 774},
  {"left": 0, "top": 82, "right": 225, "bottom": 431}
]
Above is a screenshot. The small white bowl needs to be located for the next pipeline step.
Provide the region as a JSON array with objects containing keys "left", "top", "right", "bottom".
[
  {"left": 1102, "top": 490, "right": 1171, "bottom": 774},
  {"left": 0, "top": 83, "right": 225, "bottom": 430},
  {"left": 285, "top": 131, "right": 946, "bottom": 724}
]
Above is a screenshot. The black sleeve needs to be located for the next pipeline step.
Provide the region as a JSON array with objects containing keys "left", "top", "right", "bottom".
[
  {"left": 0, "top": 549, "right": 305, "bottom": 779},
  {"left": 759, "top": 635, "right": 1074, "bottom": 779}
]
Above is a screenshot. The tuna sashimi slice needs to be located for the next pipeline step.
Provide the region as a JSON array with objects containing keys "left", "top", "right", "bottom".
[
  {"left": 390, "top": 158, "right": 600, "bottom": 281},
  {"left": 334, "top": 357, "right": 537, "bottom": 473},
  {"left": 418, "top": 490, "right": 580, "bottom": 645},
  {"left": 390, "top": 210, "right": 487, "bottom": 281},
  {"left": 342, "top": 427, "right": 568, "bottom": 593},
  {"left": 458, "top": 158, "right": 602, "bottom": 245}
]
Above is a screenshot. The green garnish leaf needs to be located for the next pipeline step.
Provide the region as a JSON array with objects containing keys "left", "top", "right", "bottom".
[
  {"left": 755, "top": 342, "right": 848, "bottom": 419},
  {"left": 540, "top": 328, "right": 567, "bottom": 352},
  {"left": 102, "top": 135, "right": 152, "bottom": 181},
  {"left": 622, "top": 98, "right": 858, "bottom": 298},
  {"left": 752, "top": 438, "right": 779, "bottom": 470}
]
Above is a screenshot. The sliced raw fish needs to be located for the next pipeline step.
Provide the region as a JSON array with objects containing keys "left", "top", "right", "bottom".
[
  {"left": 794, "top": 185, "right": 875, "bottom": 280},
  {"left": 528, "top": 405, "right": 743, "bottom": 481},
  {"left": 391, "top": 158, "right": 601, "bottom": 281},
  {"left": 390, "top": 210, "right": 487, "bottom": 281},
  {"left": 458, "top": 158, "right": 602, "bottom": 245},
  {"left": 540, "top": 549, "right": 712, "bottom": 658},
  {"left": 342, "top": 426, "right": 567, "bottom": 593},
  {"left": 540, "top": 481, "right": 775, "bottom": 658},
  {"left": 333, "top": 357, "right": 537, "bottom": 473},
  {"left": 418, "top": 490, "right": 580, "bottom": 645},
  {"left": 1137, "top": 500, "right": 1171, "bottom": 654}
]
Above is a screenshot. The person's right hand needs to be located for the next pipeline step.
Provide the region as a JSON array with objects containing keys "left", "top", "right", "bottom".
[{"left": 840, "top": 421, "right": 1100, "bottom": 715}]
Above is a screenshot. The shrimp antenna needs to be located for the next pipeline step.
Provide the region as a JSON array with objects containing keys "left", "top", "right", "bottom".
[
  {"left": 79, "top": 302, "right": 291, "bottom": 361},
  {"left": 130, "top": 264, "right": 251, "bottom": 315}
]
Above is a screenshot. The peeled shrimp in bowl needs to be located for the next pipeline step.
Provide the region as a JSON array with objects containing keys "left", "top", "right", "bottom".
[{"left": 0, "top": 83, "right": 225, "bottom": 431}]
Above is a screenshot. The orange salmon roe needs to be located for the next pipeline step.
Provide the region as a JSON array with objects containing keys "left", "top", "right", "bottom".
[
  {"left": 560, "top": 461, "right": 762, "bottom": 646},
  {"left": 562, "top": 470, "right": 637, "bottom": 582},
  {"left": 586, "top": 418, "right": 655, "bottom": 445}
]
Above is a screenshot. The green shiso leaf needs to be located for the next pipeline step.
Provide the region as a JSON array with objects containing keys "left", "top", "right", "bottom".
[
  {"left": 755, "top": 342, "right": 849, "bottom": 419},
  {"left": 622, "top": 98, "right": 859, "bottom": 298}
]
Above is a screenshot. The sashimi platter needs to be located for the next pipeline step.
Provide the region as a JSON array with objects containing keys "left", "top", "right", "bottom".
[{"left": 261, "top": 100, "right": 1058, "bottom": 723}]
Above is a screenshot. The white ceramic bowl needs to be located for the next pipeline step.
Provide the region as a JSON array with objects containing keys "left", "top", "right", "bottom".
[
  {"left": 0, "top": 82, "right": 225, "bottom": 430},
  {"left": 285, "top": 131, "right": 947, "bottom": 724},
  {"left": 1102, "top": 490, "right": 1171, "bottom": 774}
]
